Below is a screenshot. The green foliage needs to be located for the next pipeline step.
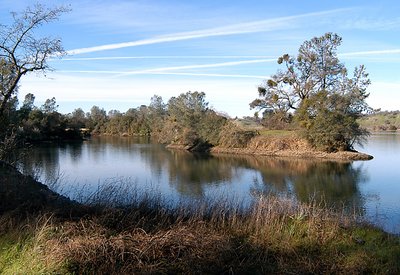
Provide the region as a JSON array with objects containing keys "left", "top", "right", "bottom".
[
  {"left": 251, "top": 33, "right": 346, "bottom": 113},
  {"left": 87, "top": 106, "right": 108, "bottom": 134},
  {"left": 0, "top": 131, "right": 19, "bottom": 164},
  {"left": 296, "top": 91, "right": 369, "bottom": 151},
  {"left": 148, "top": 95, "right": 167, "bottom": 136},
  {"left": 17, "top": 97, "right": 72, "bottom": 141},
  {"left": 251, "top": 33, "right": 371, "bottom": 151},
  {"left": 0, "top": 94, "right": 22, "bottom": 163},
  {"left": 68, "top": 108, "right": 87, "bottom": 130},
  {"left": 161, "top": 91, "right": 227, "bottom": 149},
  {"left": 70, "top": 92, "right": 226, "bottom": 151},
  {"left": 18, "top": 93, "right": 35, "bottom": 120},
  {"left": 167, "top": 91, "right": 208, "bottom": 130},
  {"left": 0, "top": 94, "right": 84, "bottom": 152},
  {"left": 198, "top": 110, "right": 227, "bottom": 145},
  {"left": 0, "top": 234, "right": 45, "bottom": 274},
  {"left": 40, "top": 97, "right": 58, "bottom": 114}
]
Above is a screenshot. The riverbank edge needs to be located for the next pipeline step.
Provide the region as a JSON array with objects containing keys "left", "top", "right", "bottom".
[
  {"left": 0, "top": 161, "right": 84, "bottom": 216},
  {"left": 167, "top": 144, "right": 373, "bottom": 161},
  {"left": 210, "top": 146, "right": 374, "bottom": 161}
]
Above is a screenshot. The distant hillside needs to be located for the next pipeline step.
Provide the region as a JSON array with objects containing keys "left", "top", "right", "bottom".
[
  {"left": 359, "top": 111, "right": 400, "bottom": 131},
  {"left": 234, "top": 117, "right": 264, "bottom": 130}
]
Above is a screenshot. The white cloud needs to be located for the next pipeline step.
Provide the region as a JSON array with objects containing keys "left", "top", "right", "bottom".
[
  {"left": 340, "top": 49, "right": 400, "bottom": 57},
  {"left": 67, "top": 9, "right": 350, "bottom": 55},
  {"left": 60, "top": 55, "right": 275, "bottom": 61},
  {"left": 140, "top": 72, "right": 266, "bottom": 79},
  {"left": 367, "top": 81, "right": 400, "bottom": 111},
  {"left": 58, "top": 59, "right": 276, "bottom": 78},
  {"left": 65, "top": 0, "right": 217, "bottom": 34},
  {"left": 118, "top": 59, "right": 276, "bottom": 76},
  {"left": 341, "top": 17, "right": 400, "bottom": 31}
]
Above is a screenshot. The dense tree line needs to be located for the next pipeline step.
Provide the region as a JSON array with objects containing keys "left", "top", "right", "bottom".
[
  {"left": 69, "top": 91, "right": 235, "bottom": 151},
  {"left": 7, "top": 89, "right": 249, "bottom": 140},
  {"left": 0, "top": 87, "right": 259, "bottom": 164}
]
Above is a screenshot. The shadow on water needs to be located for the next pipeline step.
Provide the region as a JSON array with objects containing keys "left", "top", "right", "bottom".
[
  {"left": 19, "top": 141, "right": 83, "bottom": 182},
  {"left": 148, "top": 149, "right": 236, "bottom": 197},
  {"left": 243, "top": 156, "right": 367, "bottom": 213},
  {"left": 18, "top": 137, "right": 367, "bottom": 216}
]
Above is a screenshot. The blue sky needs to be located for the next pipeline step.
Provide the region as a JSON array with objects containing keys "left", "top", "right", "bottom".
[{"left": 1, "top": 0, "right": 400, "bottom": 117}]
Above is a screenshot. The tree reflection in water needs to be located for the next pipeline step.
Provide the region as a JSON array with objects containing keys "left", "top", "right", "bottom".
[
  {"left": 17, "top": 137, "right": 368, "bottom": 216},
  {"left": 19, "top": 141, "right": 84, "bottom": 186},
  {"left": 239, "top": 156, "right": 368, "bottom": 215},
  {"left": 143, "top": 148, "right": 236, "bottom": 198}
]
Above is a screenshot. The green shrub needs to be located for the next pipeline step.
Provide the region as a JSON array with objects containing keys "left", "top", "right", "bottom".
[{"left": 296, "top": 91, "right": 369, "bottom": 152}]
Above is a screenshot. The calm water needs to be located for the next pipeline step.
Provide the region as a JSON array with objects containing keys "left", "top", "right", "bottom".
[{"left": 19, "top": 133, "right": 400, "bottom": 233}]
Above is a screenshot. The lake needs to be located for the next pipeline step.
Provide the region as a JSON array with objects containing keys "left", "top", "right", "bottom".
[{"left": 18, "top": 133, "right": 400, "bottom": 234}]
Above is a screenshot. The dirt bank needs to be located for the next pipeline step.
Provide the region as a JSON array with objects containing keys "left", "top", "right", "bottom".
[
  {"left": 211, "top": 136, "right": 373, "bottom": 161},
  {"left": 0, "top": 161, "right": 82, "bottom": 216}
]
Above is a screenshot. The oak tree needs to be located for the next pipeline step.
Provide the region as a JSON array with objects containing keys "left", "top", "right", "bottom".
[
  {"left": 251, "top": 33, "right": 371, "bottom": 151},
  {"left": 0, "top": 4, "right": 69, "bottom": 116}
]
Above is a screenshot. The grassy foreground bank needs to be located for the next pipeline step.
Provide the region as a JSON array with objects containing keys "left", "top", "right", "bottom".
[{"left": 1, "top": 162, "right": 399, "bottom": 274}]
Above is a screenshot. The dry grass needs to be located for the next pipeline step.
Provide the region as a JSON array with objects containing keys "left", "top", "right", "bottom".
[
  {"left": 2, "top": 194, "right": 397, "bottom": 274},
  {"left": 49, "top": 220, "right": 232, "bottom": 274},
  {"left": 0, "top": 162, "right": 399, "bottom": 273}
]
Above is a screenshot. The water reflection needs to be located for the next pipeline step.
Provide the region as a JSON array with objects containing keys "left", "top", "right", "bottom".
[
  {"left": 19, "top": 137, "right": 367, "bottom": 213},
  {"left": 166, "top": 151, "right": 236, "bottom": 197},
  {"left": 16, "top": 134, "right": 400, "bottom": 233},
  {"left": 213, "top": 155, "right": 367, "bottom": 214}
]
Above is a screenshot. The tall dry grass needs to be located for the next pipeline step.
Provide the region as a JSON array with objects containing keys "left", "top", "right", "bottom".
[
  {"left": 1, "top": 176, "right": 399, "bottom": 274},
  {"left": 12, "top": 192, "right": 395, "bottom": 274}
]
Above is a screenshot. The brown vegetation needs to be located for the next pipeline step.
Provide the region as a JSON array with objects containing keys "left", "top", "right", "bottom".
[
  {"left": 212, "top": 135, "right": 373, "bottom": 161},
  {"left": 1, "top": 162, "right": 399, "bottom": 274}
]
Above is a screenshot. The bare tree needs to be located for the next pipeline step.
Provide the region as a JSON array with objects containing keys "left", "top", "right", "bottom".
[{"left": 0, "top": 4, "right": 70, "bottom": 116}]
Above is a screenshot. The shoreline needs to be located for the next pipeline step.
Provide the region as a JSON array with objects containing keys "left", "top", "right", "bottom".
[
  {"left": 167, "top": 134, "right": 374, "bottom": 161},
  {"left": 209, "top": 146, "right": 373, "bottom": 161}
]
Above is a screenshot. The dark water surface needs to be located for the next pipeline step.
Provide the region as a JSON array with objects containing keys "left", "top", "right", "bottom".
[{"left": 19, "top": 133, "right": 400, "bottom": 233}]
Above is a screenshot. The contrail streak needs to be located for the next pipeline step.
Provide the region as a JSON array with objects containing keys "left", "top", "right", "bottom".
[
  {"left": 58, "top": 58, "right": 275, "bottom": 78},
  {"left": 118, "top": 59, "right": 276, "bottom": 76},
  {"left": 60, "top": 55, "right": 275, "bottom": 61},
  {"left": 340, "top": 49, "right": 400, "bottom": 57},
  {"left": 67, "top": 9, "right": 349, "bottom": 55}
]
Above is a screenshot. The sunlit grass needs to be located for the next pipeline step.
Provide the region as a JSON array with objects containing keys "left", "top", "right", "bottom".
[
  {"left": 0, "top": 215, "right": 63, "bottom": 274},
  {"left": 1, "top": 189, "right": 399, "bottom": 274},
  {"left": 259, "top": 129, "right": 296, "bottom": 137}
]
